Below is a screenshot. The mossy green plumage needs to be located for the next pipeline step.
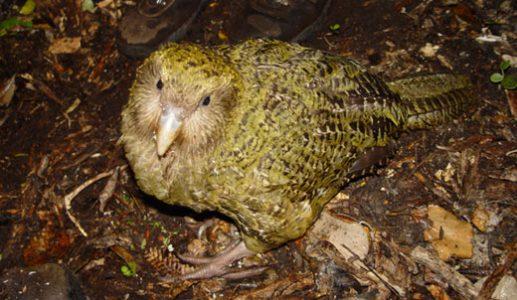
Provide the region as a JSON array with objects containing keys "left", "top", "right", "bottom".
[{"left": 121, "top": 39, "right": 475, "bottom": 253}]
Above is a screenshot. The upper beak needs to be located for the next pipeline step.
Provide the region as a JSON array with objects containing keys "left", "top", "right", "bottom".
[{"left": 156, "top": 105, "right": 183, "bottom": 156}]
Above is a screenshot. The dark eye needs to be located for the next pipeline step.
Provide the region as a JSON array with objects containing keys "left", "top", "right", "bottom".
[
  {"left": 201, "top": 96, "right": 211, "bottom": 106},
  {"left": 156, "top": 79, "right": 163, "bottom": 90}
]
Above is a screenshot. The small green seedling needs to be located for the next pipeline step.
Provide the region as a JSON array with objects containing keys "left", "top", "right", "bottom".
[
  {"left": 121, "top": 261, "right": 137, "bottom": 277},
  {"left": 490, "top": 60, "right": 516, "bottom": 90},
  {"left": 329, "top": 23, "right": 341, "bottom": 32},
  {"left": 19, "top": 0, "right": 36, "bottom": 15},
  {"left": 0, "top": 0, "right": 35, "bottom": 36},
  {"left": 81, "top": 0, "right": 97, "bottom": 13}
]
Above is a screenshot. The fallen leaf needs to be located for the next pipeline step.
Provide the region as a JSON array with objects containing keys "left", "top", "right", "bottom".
[
  {"left": 83, "top": 258, "right": 105, "bottom": 271},
  {"left": 187, "top": 239, "right": 207, "bottom": 257},
  {"left": 475, "top": 275, "right": 517, "bottom": 300},
  {"left": 506, "top": 90, "right": 517, "bottom": 119},
  {"left": 434, "top": 163, "right": 456, "bottom": 183},
  {"left": 110, "top": 244, "right": 136, "bottom": 268},
  {"left": 97, "top": 0, "right": 114, "bottom": 9},
  {"left": 427, "top": 284, "right": 451, "bottom": 300},
  {"left": 218, "top": 30, "right": 228, "bottom": 42},
  {"left": 420, "top": 43, "right": 440, "bottom": 58},
  {"left": 310, "top": 211, "right": 370, "bottom": 260},
  {"left": 48, "top": 37, "right": 81, "bottom": 54},
  {"left": 472, "top": 206, "right": 489, "bottom": 232},
  {"left": 81, "top": 0, "right": 96, "bottom": 13},
  {"left": 19, "top": 0, "right": 36, "bottom": 15},
  {"left": 424, "top": 205, "right": 473, "bottom": 260},
  {"left": 0, "top": 74, "right": 16, "bottom": 106}
]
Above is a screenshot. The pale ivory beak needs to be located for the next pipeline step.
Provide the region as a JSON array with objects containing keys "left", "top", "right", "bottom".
[{"left": 156, "top": 105, "right": 183, "bottom": 156}]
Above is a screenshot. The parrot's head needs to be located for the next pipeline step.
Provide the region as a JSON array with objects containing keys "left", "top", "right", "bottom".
[{"left": 126, "top": 43, "right": 238, "bottom": 158}]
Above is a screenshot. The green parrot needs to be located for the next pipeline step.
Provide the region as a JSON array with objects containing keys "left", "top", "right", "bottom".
[{"left": 120, "top": 39, "right": 474, "bottom": 279}]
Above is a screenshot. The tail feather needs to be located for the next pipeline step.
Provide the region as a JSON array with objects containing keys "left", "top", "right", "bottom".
[{"left": 387, "top": 74, "right": 476, "bottom": 129}]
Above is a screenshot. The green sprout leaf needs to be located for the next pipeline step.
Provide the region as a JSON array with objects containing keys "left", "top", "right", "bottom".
[
  {"left": 0, "top": 17, "right": 32, "bottom": 32},
  {"left": 121, "top": 193, "right": 131, "bottom": 202},
  {"left": 500, "top": 60, "right": 511, "bottom": 72},
  {"left": 162, "top": 236, "right": 170, "bottom": 247},
  {"left": 82, "top": 0, "right": 97, "bottom": 13},
  {"left": 329, "top": 23, "right": 340, "bottom": 31},
  {"left": 121, "top": 261, "right": 137, "bottom": 277},
  {"left": 19, "top": 0, "right": 36, "bottom": 15},
  {"left": 501, "top": 74, "right": 517, "bottom": 90},
  {"left": 490, "top": 72, "right": 504, "bottom": 83}
]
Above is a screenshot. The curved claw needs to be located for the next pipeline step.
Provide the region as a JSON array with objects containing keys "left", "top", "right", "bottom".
[{"left": 184, "top": 217, "right": 216, "bottom": 239}]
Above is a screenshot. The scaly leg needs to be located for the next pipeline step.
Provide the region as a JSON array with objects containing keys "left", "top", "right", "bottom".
[{"left": 178, "top": 241, "right": 266, "bottom": 280}]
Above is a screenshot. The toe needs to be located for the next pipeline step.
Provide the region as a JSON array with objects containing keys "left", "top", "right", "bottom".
[{"left": 176, "top": 253, "right": 215, "bottom": 265}]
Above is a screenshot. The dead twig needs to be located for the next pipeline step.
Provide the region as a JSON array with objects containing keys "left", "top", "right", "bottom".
[
  {"left": 61, "top": 149, "right": 99, "bottom": 171},
  {"left": 36, "top": 155, "right": 49, "bottom": 178},
  {"left": 324, "top": 241, "right": 406, "bottom": 297},
  {"left": 406, "top": 0, "right": 432, "bottom": 20},
  {"left": 33, "top": 78, "right": 65, "bottom": 106},
  {"left": 63, "top": 169, "right": 114, "bottom": 237},
  {"left": 410, "top": 246, "right": 478, "bottom": 299},
  {"left": 322, "top": 34, "right": 337, "bottom": 51}
]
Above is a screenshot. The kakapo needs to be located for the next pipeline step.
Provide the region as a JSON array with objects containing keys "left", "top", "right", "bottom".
[{"left": 120, "top": 39, "right": 474, "bottom": 279}]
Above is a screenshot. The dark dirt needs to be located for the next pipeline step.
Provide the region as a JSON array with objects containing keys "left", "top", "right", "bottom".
[{"left": 0, "top": 0, "right": 515, "bottom": 299}]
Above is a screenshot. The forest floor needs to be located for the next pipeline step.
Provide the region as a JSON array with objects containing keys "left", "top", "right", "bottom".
[{"left": 0, "top": 0, "right": 515, "bottom": 299}]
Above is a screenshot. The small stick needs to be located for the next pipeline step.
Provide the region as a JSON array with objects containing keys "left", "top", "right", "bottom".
[
  {"left": 411, "top": 246, "right": 478, "bottom": 299},
  {"left": 33, "top": 78, "right": 65, "bottom": 106},
  {"left": 63, "top": 170, "right": 114, "bottom": 237}
]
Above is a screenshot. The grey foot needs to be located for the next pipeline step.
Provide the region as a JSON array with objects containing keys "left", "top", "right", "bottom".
[{"left": 177, "top": 241, "right": 266, "bottom": 280}]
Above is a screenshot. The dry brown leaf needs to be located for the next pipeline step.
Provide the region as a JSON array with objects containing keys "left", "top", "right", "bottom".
[
  {"left": 472, "top": 206, "right": 489, "bottom": 232},
  {"left": 0, "top": 74, "right": 16, "bottom": 107},
  {"left": 434, "top": 163, "right": 455, "bottom": 183},
  {"left": 187, "top": 239, "right": 207, "bottom": 257},
  {"left": 427, "top": 284, "right": 451, "bottom": 300},
  {"left": 424, "top": 205, "right": 473, "bottom": 260},
  {"left": 48, "top": 37, "right": 82, "bottom": 54},
  {"left": 310, "top": 211, "right": 370, "bottom": 260},
  {"left": 420, "top": 43, "right": 440, "bottom": 58},
  {"left": 217, "top": 30, "right": 228, "bottom": 42},
  {"left": 110, "top": 245, "right": 135, "bottom": 264},
  {"left": 476, "top": 275, "right": 517, "bottom": 300},
  {"left": 507, "top": 90, "right": 517, "bottom": 119}
]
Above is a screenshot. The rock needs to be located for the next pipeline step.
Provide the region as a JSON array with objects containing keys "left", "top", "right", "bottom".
[{"left": 0, "top": 263, "right": 85, "bottom": 300}]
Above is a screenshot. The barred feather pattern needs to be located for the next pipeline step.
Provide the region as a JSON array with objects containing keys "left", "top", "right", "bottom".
[{"left": 121, "top": 39, "right": 475, "bottom": 253}]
